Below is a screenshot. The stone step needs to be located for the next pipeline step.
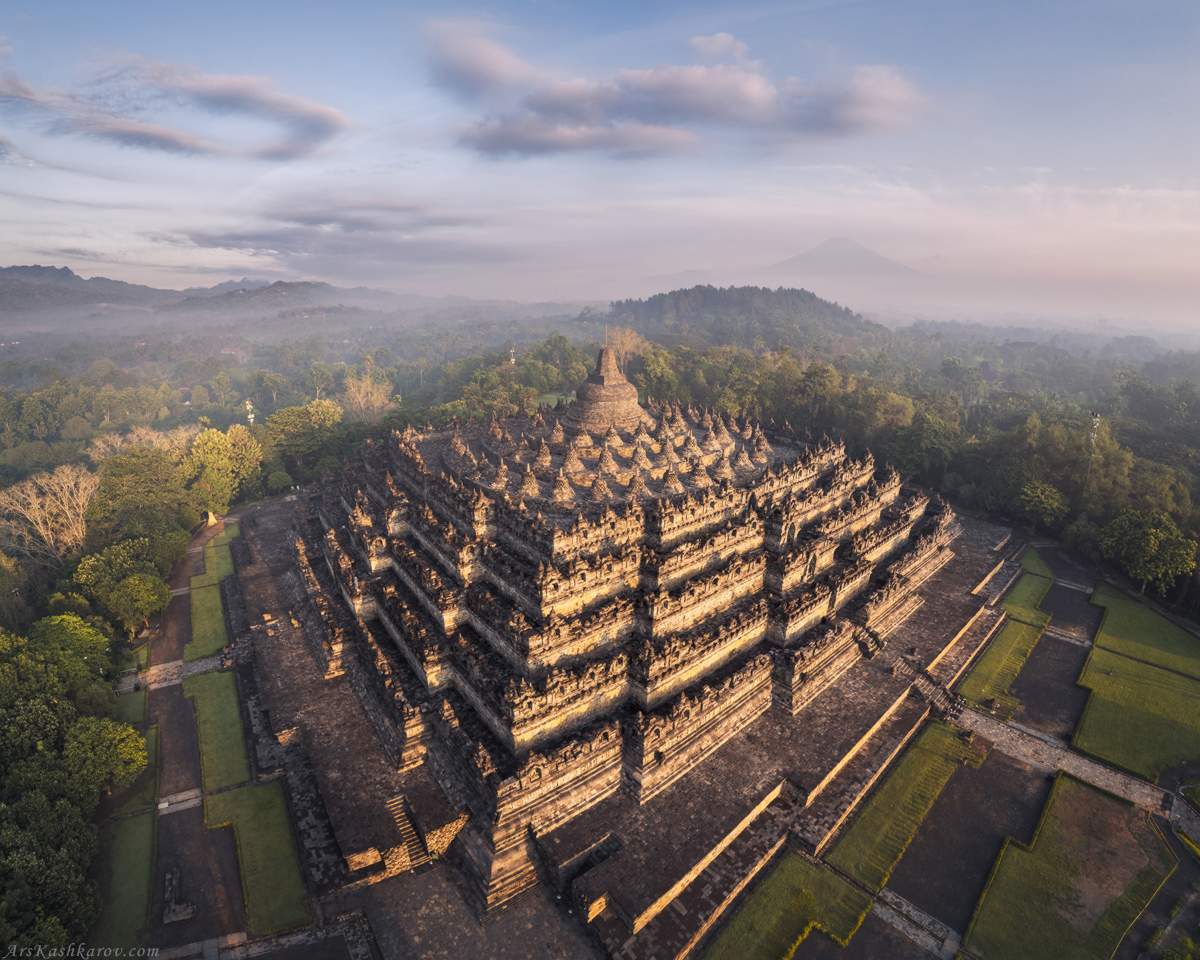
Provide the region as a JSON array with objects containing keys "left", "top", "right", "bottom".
[{"left": 386, "top": 794, "right": 431, "bottom": 868}]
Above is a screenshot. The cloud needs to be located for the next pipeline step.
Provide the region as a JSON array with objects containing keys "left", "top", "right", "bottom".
[
  {"left": 162, "top": 195, "right": 510, "bottom": 278},
  {"left": 428, "top": 22, "right": 919, "bottom": 156},
  {"left": 0, "top": 56, "right": 351, "bottom": 159},
  {"left": 689, "top": 33, "right": 756, "bottom": 68},
  {"left": 0, "top": 132, "right": 34, "bottom": 165}
]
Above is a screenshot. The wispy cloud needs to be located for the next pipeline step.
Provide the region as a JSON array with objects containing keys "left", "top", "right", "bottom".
[
  {"left": 0, "top": 56, "right": 351, "bottom": 159},
  {"left": 428, "top": 21, "right": 920, "bottom": 156}
]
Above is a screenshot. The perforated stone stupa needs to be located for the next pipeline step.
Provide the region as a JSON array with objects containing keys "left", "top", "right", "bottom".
[{"left": 291, "top": 349, "right": 997, "bottom": 960}]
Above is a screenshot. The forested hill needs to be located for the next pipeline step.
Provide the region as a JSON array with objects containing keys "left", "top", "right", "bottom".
[{"left": 608, "top": 285, "right": 886, "bottom": 354}]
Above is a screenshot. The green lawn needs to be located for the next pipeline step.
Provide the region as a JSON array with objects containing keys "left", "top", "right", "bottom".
[
  {"left": 1073, "top": 646, "right": 1200, "bottom": 782},
  {"left": 964, "top": 775, "right": 1176, "bottom": 960},
  {"left": 1091, "top": 582, "right": 1200, "bottom": 681},
  {"left": 702, "top": 852, "right": 871, "bottom": 960},
  {"left": 826, "top": 723, "right": 985, "bottom": 890},
  {"left": 1019, "top": 547, "right": 1056, "bottom": 580},
  {"left": 90, "top": 812, "right": 156, "bottom": 948},
  {"left": 120, "top": 641, "right": 150, "bottom": 672},
  {"left": 184, "top": 523, "right": 241, "bottom": 660},
  {"left": 117, "top": 688, "right": 147, "bottom": 724},
  {"left": 112, "top": 725, "right": 159, "bottom": 817},
  {"left": 1000, "top": 572, "right": 1053, "bottom": 627},
  {"left": 183, "top": 669, "right": 249, "bottom": 790},
  {"left": 205, "top": 781, "right": 311, "bottom": 936},
  {"left": 185, "top": 583, "right": 228, "bottom": 661},
  {"left": 956, "top": 619, "right": 1047, "bottom": 716}
]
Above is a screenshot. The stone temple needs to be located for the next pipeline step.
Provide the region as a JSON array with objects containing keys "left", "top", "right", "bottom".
[{"left": 291, "top": 348, "right": 1006, "bottom": 959}]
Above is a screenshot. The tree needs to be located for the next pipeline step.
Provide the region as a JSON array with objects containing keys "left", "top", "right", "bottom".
[
  {"left": 267, "top": 400, "right": 343, "bottom": 473},
  {"left": 252, "top": 370, "right": 286, "bottom": 405},
  {"left": 85, "top": 447, "right": 192, "bottom": 551},
  {"left": 266, "top": 470, "right": 294, "bottom": 495},
  {"left": 340, "top": 370, "right": 396, "bottom": 422},
  {"left": 605, "top": 326, "right": 650, "bottom": 373},
  {"left": 107, "top": 573, "right": 171, "bottom": 637},
  {"left": 210, "top": 372, "right": 233, "bottom": 406},
  {"left": 305, "top": 361, "right": 336, "bottom": 400},
  {"left": 1100, "top": 510, "right": 1197, "bottom": 594},
  {"left": 185, "top": 426, "right": 263, "bottom": 518},
  {"left": 1014, "top": 479, "right": 1069, "bottom": 534},
  {"left": 62, "top": 716, "right": 147, "bottom": 797},
  {"left": 884, "top": 412, "right": 958, "bottom": 481},
  {"left": 0, "top": 464, "right": 99, "bottom": 569}
]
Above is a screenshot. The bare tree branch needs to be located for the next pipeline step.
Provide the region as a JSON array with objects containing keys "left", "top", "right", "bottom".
[{"left": 0, "top": 464, "right": 100, "bottom": 568}]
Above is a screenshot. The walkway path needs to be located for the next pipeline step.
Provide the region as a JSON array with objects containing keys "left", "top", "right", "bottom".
[
  {"left": 960, "top": 708, "right": 1170, "bottom": 812},
  {"left": 117, "top": 653, "right": 225, "bottom": 694}
]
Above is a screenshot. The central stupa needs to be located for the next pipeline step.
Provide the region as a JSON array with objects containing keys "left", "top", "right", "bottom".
[{"left": 566, "top": 348, "right": 652, "bottom": 432}]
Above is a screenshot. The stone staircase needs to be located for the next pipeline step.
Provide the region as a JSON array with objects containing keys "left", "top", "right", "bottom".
[
  {"left": 891, "top": 657, "right": 955, "bottom": 715},
  {"left": 385, "top": 794, "right": 431, "bottom": 869}
]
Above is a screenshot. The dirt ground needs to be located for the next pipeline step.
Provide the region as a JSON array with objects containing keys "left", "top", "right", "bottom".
[
  {"left": 150, "top": 808, "right": 246, "bottom": 948},
  {"left": 1009, "top": 634, "right": 1092, "bottom": 739},
  {"left": 885, "top": 747, "right": 1055, "bottom": 934},
  {"left": 790, "top": 910, "right": 936, "bottom": 959},
  {"left": 147, "top": 684, "right": 203, "bottom": 797},
  {"left": 258, "top": 939, "right": 354, "bottom": 960}
]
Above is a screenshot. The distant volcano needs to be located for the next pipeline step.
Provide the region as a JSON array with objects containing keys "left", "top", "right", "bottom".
[{"left": 761, "top": 237, "right": 926, "bottom": 278}]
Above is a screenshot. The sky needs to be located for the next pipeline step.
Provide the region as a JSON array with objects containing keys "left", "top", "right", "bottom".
[{"left": 0, "top": 0, "right": 1197, "bottom": 321}]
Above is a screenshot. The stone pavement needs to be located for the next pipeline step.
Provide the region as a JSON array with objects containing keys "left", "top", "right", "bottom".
[
  {"left": 117, "top": 653, "right": 225, "bottom": 693},
  {"left": 959, "top": 708, "right": 1170, "bottom": 812}
]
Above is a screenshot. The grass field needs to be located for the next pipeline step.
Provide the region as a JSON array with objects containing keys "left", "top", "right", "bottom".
[
  {"left": 702, "top": 852, "right": 871, "bottom": 960},
  {"left": 112, "top": 725, "right": 159, "bottom": 817},
  {"left": 91, "top": 811, "right": 156, "bottom": 948},
  {"left": 964, "top": 775, "right": 1176, "bottom": 960},
  {"left": 185, "top": 583, "right": 228, "bottom": 661},
  {"left": 183, "top": 669, "right": 249, "bottom": 790},
  {"left": 956, "top": 619, "right": 1047, "bottom": 716},
  {"left": 1073, "top": 646, "right": 1200, "bottom": 781},
  {"left": 1000, "top": 572, "right": 1054, "bottom": 627},
  {"left": 205, "top": 781, "right": 311, "bottom": 936},
  {"left": 118, "top": 688, "right": 147, "bottom": 724},
  {"left": 1019, "top": 547, "right": 1056, "bottom": 580},
  {"left": 185, "top": 523, "right": 240, "bottom": 660},
  {"left": 826, "top": 723, "right": 985, "bottom": 890},
  {"left": 1090, "top": 582, "right": 1200, "bottom": 681},
  {"left": 120, "top": 641, "right": 150, "bottom": 672}
]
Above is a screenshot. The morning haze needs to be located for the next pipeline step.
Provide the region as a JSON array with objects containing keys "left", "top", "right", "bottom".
[{"left": 0, "top": 2, "right": 1198, "bottom": 959}]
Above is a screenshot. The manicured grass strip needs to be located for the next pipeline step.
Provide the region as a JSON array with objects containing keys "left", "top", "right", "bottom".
[
  {"left": 1091, "top": 581, "right": 1200, "bottom": 681},
  {"left": 1019, "top": 547, "right": 1056, "bottom": 580},
  {"left": 183, "top": 669, "right": 249, "bottom": 791},
  {"left": 702, "top": 852, "right": 871, "bottom": 960},
  {"left": 120, "top": 642, "right": 150, "bottom": 672},
  {"left": 205, "top": 781, "right": 311, "bottom": 936},
  {"left": 91, "top": 811, "right": 156, "bottom": 948},
  {"left": 956, "top": 619, "right": 1047, "bottom": 716},
  {"left": 1000, "top": 572, "right": 1053, "bottom": 627},
  {"left": 113, "top": 725, "right": 159, "bottom": 817},
  {"left": 190, "top": 522, "right": 239, "bottom": 588},
  {"left": 1073, "top": 646, "right": 1200, "bottom": 782},
  {"left": 117, "top": 688, "right": 147, "bottom": 725},
  {"left": 826, "top": 723, "right": 985, "bottom": 891},
  {"left": 964, "top": 775, "right": 1175, "bottom": 960},
  {"left": 185, "top": 583, "right": 228, "bottom": 661}
]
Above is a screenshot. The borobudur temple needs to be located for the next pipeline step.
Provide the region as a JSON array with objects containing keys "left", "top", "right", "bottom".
[{"left": 290, "top": 348, "right": 1008, "bottom": 960}]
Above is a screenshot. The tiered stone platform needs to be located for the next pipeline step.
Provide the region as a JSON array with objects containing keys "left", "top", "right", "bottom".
[{"left": 289, "top": 349, "right": 1001, "bottom": 958}]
